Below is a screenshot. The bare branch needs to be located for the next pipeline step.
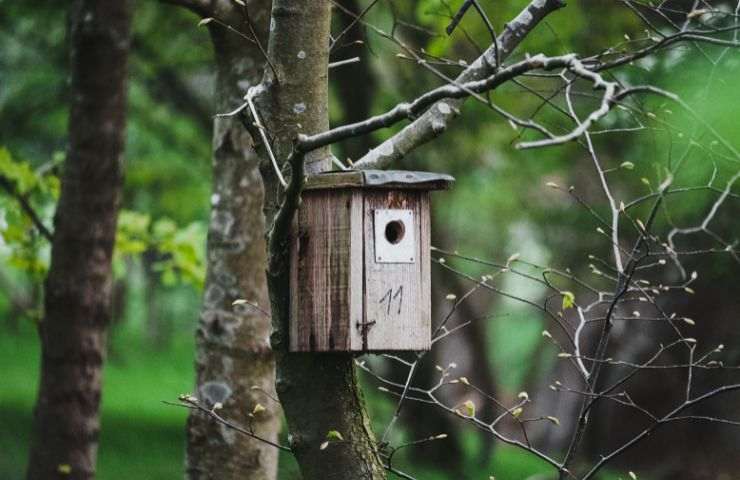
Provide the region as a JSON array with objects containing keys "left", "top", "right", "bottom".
[
  {"left": 167, "top": 396, "right": 292, "bottom": 452},
  {"left": 330, "top": 0, "right": 381, "bottom": 52},
  {"left": 0, "top": 174, "right": 53, "bottom": 242},
  {"left": 246, "top": 86, "right": 287, "bottom": 188},
  {"left": 445, "top": 0, "right": 474, "bottom": 36},
  {"left": 352, "top": 0, "right": 566, "bottom": 169},
  {"left": 299, "top": 54, "right": 621, "bottom": 153},
  {"left": 267, "top": 149, "right": 304, "bottom": 274}
]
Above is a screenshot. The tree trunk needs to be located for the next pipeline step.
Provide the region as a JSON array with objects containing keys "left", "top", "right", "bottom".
[
  {"left": 26, "top": 1, "right": 132, "bottom": 479},
  {"left": 259, "top": 2, "right": 386, "bottom": 479},
  {"left": 185, "top": 2, "right": 281, "bottom": 479}
]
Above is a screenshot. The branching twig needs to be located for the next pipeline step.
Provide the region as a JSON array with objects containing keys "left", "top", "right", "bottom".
[
  {"left": 166, "top": 396, "right": 291, "bottom": 452},
  {"left": 0, "top": 175, "right": 53, "bottom": 242}
]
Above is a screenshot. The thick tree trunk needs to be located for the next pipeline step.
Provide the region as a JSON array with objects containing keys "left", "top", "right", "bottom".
[
  {"left": 26, "top": 1, "right": 132, "bottom": 479},
  {"left": 259, "top": 2, "right": 386, "bottom": 479},
  {"left": 185, "top": 2, "right": 281, "bottom": 479}
]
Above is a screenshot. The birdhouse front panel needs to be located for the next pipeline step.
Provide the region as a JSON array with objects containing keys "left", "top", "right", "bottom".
[
  {"left": 289, "top": 170, "right": 453, "bottom": 353},
  {"left": 362, "top": 190, "right": 430, "bottom": 351}
]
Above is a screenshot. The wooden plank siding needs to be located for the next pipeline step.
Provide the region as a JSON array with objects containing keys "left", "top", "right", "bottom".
[
  {"left": 290, "top": 188, "right": 432, "bottom": 352},
  {"left": 362, "top": 191, "right": 430, "bottom": 351},
  {"left": 290, "top": 190, "right": 363, "bottom": 351}
]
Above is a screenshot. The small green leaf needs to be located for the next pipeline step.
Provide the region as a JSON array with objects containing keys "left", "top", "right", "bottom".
[
  {"left": 562, "top": 291, "right": 576, "bottom": 310},
  {"left": 326, "top": 430, "right": 344, "bottom": 441},
  {"left": 620, "top": 161, "right": 635, "bottom": 170},
  {"left": 461, "top": 400, "right": 476, "bottom": 417}
]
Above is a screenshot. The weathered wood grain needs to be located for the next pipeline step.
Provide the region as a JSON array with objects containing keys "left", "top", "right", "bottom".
[
  {"left": 290, "top": 190, "right": 363, "bottom": 351},
  {"left": 348, "top": 190, "right": 365, "bottom": 351},
  {"left": 362, "top": 191, "right": 430, "bottom": 351},
  {"left": 419, "top": 192, "right": 431, "bottom": 348},
  {"left": 290, "top": 186, "right": 434, "bottom": 352}
]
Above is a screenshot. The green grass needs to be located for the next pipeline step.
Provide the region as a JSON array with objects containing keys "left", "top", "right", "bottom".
[
  {"left": 0, "top": 321, "right": 193, "bottom": 479},
  {"left": 0, "top": 401, "right": 187, "bottom": 480},
  {"left": 0, "top": 320, "right": 305, "bottom": 480},
  {"left": 0, "top": 322, "right": 620, "bottom": 480}
]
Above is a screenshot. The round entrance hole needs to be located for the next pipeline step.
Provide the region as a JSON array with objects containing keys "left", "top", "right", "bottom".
[{"left": 384, "top": 220, "right": 405, "bottom": 244}]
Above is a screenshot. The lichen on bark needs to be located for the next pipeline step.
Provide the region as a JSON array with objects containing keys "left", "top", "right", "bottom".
[{"left": 185, "top": 2, "right": 280, "bottom": 479}]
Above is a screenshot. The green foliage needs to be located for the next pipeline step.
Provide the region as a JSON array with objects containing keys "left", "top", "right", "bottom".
[
  {"left": 0, "top": 0, "right": 212, "bottom": 290},
  {"left": 561, "top": 291, "right": 575, "bottom": 310},
  {"left": 1, "top": 1, "right": 737, "bottom": 478},
  {"left": 325, "top": 430, "right": 345, "bottom": 441},
  {"left": 115, "top": 210, "right": 206, "bottom": 289},
  {"left": 0, "top": 147, "right": 59, "bottom": 196},
  {"left": 0, "top": 145, "right": 206, "bottom": 291},
  {"left": 0, "top": 321, "right": 193, "bottom": 479},
  {"left": 0, "top": 147, "right": 58, "bottom": 278}
]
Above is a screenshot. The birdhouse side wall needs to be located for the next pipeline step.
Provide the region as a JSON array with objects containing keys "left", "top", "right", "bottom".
[{"left": 289, "top": 189, "right": 364, "bottom": 351}]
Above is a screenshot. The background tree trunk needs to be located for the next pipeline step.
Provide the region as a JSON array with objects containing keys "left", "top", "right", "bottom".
[
  {"left": 26, "top": 1, "right": 132, "bottom": 479},
  {"left": 184, "top": 2, "right": 281, "bottom": 479}
]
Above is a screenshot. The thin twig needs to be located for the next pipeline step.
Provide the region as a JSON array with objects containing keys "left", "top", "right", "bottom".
[
  {"left": 246, "top": 86, "right": 286, "bottom": 188},
  {"left": 0, "top": 175, "right": 53, "bottom": 241}
]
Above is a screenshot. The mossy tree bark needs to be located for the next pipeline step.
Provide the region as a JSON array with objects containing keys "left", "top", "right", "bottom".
[
  {"left": 256, "top": 2, "right": 386, "bottom": 479},
  {"left": 26, "top": 1, "right": 132, "bottom": 479}
]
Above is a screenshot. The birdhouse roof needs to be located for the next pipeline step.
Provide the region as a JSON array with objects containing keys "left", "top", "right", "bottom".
[{"left": 303, "top": 170, "right": 455, "bottom": 191}]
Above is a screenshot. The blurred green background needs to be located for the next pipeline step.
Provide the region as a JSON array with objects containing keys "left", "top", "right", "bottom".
[{"left": 1, "top": 0, "right": 739, "bottom": 479}]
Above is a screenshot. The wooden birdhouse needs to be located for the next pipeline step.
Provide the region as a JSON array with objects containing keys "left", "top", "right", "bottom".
[{"left": 290, "top": 170, "right": 454, "bottom": 352}]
